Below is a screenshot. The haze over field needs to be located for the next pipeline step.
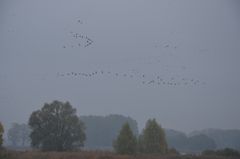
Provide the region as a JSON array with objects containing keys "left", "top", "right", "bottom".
[{"left": 0, "top": 0, "right": 240, "bottom": 133}]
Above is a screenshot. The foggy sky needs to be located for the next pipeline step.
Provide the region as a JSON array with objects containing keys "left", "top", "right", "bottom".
[{"left": 0, "top": 0, "right": 240, "bottom": 133}]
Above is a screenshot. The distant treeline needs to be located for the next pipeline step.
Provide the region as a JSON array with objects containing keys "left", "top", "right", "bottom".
[
  {"left": 80, "top": 116, "right": 240, "bottom": 153},
  {"left": 80, "top": 115, "right": 138, "bottom": 150},
  {"left": 4, "top": 115, "right": 240, "bottom": 153},
  {"left": 165, "top": 129, "right": 240, "bottom": 153},
  {"left": 2, "top": 101, "right": 240, "bottom": 154}
]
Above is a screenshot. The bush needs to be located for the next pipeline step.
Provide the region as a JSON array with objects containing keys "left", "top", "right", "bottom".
[
  {"left": 167, "top": 148, "right": 179, "bottom": 155},
  {"left": 216, "top": 148, "right": 240, "bottom": 157},
  {"left": 203, "top": 148, "right": 240, "bottom": 157}
]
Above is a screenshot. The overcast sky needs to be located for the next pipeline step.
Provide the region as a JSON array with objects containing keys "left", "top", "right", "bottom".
[{"left": 0, "top": 0, "right": 240, "bottom": 133}]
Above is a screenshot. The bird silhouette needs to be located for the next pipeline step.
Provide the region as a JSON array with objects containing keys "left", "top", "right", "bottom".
[
  {"left": 148, "top": 80, "right": 155, "bottom": 84},
  {"left": 57, "top": 69, "right": 205, "bottom": 88}
]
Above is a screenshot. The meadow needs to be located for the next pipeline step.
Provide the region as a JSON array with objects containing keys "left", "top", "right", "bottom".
[{"left": 0, "top": 150, "right": 239, "bottom": 159}]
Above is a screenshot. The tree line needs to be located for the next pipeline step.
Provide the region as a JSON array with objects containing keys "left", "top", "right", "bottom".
[
  {"left": 113, "top": 119, "right": 168, "bottom": 155},
  {"left": 1, "top": 100, "right": 240, "bottom": 156},
  {"left": 0, "top": 100, "right": 168, "bottom": 154}
]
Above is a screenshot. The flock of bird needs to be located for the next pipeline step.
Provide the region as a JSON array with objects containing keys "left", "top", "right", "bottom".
[
  {"left": 60, "top": 19, "right": 206, "bottom": 88},
  {"left": 154, "top": 42, "right": 177, "bottom": 50},
  {"left": 63, "top": 32, "right": 93, "bottom": 48},
  {"left": 62, "top": 19, "right": 93, "bottom": 49},
  {"left": 57, "top": 70, "right": 206, "bottom": 87}
]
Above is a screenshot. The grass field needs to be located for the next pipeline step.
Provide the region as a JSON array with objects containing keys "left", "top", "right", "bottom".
[{"left": 0, "top": 150, "right": 239, "bottom": 159}]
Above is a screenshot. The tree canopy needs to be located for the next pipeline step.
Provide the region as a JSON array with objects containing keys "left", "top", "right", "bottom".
[
  {"left": 140, "top": 119, "right": 168, "bottom": 154},
  {"left": 28, "top": 100, "right": 85, "bottom": 151},
  {"left": 113, "top": 122, "right": 137, "bottom": 154},
  {"left": 0, "top": 122, "right": 4, "bottom": 148}
]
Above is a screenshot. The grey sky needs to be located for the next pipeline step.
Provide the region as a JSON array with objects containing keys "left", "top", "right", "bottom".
[{"left": 0, "top": 0, "right": 240, "bottom": 133}]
